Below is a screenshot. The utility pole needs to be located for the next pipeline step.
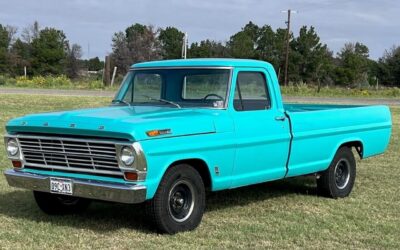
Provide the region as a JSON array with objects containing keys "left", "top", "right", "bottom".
[
  {"left": 103, "top": 55, "right": 111, "bottom": 86},
  {"left": 282, "top": 9, "right": 297, "bottom": 86}
]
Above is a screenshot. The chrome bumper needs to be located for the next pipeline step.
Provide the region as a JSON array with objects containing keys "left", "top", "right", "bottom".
[{"left": 4, "top": 169, "right": 147, "bottom": 204}]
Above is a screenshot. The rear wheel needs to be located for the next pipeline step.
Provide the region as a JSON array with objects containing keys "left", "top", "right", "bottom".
[
  {"left": 33, "top": 191, "right": 91, "bottom": 215},
  {"left": 317, "top": 146, "right": 356, "bottom": 198},
  {"left": 146, "top": 164, "right": 205, "bottom": 234}
]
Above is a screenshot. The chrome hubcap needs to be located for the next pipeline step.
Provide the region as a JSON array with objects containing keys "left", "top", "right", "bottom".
[
  {"left": 334, "top": 159, "right": 350, "bottom": 189},
  {"left": 168, "top": 180, "right": 195, "bottom": 222}
]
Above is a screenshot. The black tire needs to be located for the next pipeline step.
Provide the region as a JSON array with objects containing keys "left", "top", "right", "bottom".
[
  {"left": 317, "top": 146, "right": 356, "bottom": 198},
  {"left": 146, "top": 164, "right": 205, "bottom": 234},
  {"left": 33, "top": 191, "right": 91, "bottom": 215}
]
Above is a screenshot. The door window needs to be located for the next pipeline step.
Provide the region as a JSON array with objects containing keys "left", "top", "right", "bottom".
[{"left": 234, "top": 72, "right": 271, "bottom": 111}]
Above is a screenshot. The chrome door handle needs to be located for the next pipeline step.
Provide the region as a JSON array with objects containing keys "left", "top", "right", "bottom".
[{"left": 275, "top": 116, "right": 286, "bottom": 121}]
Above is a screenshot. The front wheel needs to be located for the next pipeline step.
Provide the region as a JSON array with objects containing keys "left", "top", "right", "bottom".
[
  {"left": 33, "top": 191, "right": 91, "bottom": 215},
  {"left": 146, "top": 164, "right": 205, "bottom": 234},
  {"left": 317, "top": 146, "right": 356, "bottom": 198}
]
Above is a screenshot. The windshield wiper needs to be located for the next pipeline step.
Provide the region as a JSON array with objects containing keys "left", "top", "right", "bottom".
[
  {"left": 141, "top": 95, "right": 181, "bottom": 108},
  {"left": 111, "top": 99, "right": 131, "bottom": 106}
]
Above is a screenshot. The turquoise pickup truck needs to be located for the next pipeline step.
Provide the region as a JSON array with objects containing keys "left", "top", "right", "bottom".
[{"left": 4, "top": 59, "right": 392, "bottom": 234}]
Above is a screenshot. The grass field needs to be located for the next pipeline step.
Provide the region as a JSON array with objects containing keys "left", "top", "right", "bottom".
[
  {"left": 2, "top": 82, "right": 400, "bottom": 99},
  {"left": 0, "top": 94, "right": 399, "bottom": 249}
]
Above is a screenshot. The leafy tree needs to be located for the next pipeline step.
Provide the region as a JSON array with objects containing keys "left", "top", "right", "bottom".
[
  {"left": 378, "top": 46, "right": 400, "bottom": 87},
  {"left": 111, "top": 31, "right": 131, "bottom": 74},
  {"left": 0, "top": 24, "right": 10, "bottom": 73},
  {"left": 159, "top": 27, "right": 185, "bottom": 59},
  {"left": 188, "top": 40, "right": 229, "bottom": 58},
  {"left": 8, "top": 38, "right": 32, "bottom": 76},
  {"left": 112, "top": 23, "right": 161, "bottom": 74},
  {"left": 31, "top": 28, "right": 68, "bottom": 75},
  {"left": 227, "top": 22, "right": 259, "bottom": 58},
  {"left": 290, "top": 26, "right": 333, "bottom": 84},
  {"left": 86, "top": 57, "right": 104, "bottom": 71},
  {"left": 257, "top": 26, "right": 289, "bottom": 80},
  {"left": 335, "top": 42, "right": 370, "bottom": 86},
  {"left": 22, "top": 21, "right": 40, "bottom": 43},
  {"left": 65, "top": 43, "right": 82, "bottom": 79},
  {"left": 126, "top": 23, "right": 161, "bottom": 62},
  {"left": 257, "top": 25, "right": 281, "bottom": 69}
]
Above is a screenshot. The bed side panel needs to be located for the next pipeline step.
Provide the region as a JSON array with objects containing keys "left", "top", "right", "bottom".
[{"left": 286, "top": 105, "right": 392, "bottom": 177}]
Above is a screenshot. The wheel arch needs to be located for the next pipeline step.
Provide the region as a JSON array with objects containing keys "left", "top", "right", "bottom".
[
  {"left": 336, "top": 139, "right": 364, "bottom": 159},
  {"left": 167, "top": 158, "right": 212, "bottom": 191}
]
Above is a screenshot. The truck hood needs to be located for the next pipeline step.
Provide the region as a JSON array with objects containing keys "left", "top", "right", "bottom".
[{"left": 6, "top": 105, "right": 216, "bottom": 141}]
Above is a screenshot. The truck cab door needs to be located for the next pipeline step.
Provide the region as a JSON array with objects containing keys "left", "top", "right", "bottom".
[{"left": 230, "top": 68, "right": 291, "bottom": 188}]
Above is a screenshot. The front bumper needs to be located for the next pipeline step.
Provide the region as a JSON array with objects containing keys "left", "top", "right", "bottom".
[{"left": 4, "top": 169, "right": 147, "bottom": 204}]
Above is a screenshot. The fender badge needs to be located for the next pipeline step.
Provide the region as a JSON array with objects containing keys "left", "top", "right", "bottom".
[
  {"left": 43, "top": 122, "right": 49, "bottom": 126},
  {"left": 98, "top": 125, "right": 105, "bottom": 130},
  {"left": 21, "top": 121, "right": 27, "bottom": 125},
  {"left": 214, "top": 166, "right": 220, "bottom": 175},
  {"left": 69, "top": 123, "right": 76, "bottom": 128}
]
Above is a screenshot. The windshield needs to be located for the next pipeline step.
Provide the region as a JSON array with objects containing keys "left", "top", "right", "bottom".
[{"left": 113, "top": 68, "right": 231, "bottom": 109}]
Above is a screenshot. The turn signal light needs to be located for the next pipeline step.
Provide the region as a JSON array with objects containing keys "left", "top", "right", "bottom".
[
  {"left": 146, "top": 129, "right": 171, "bottom": 137},
  {"left": 124, "top": 172, "right": 138, "bottom": 181},
  {"left": 12, "top": 161, "right": 22, "bottom": 168}
]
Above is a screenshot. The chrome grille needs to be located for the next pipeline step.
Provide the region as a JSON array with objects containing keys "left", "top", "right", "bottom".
[{"left": 18, "top": 136, "right": 123, "bottom": 177}]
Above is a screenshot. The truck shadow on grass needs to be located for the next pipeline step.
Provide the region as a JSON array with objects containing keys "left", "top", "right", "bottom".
[{"left": 0, "top": 176, "right": 317, "bottom": 234}]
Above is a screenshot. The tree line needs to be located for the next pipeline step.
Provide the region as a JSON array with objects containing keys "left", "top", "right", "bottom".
[
  {"left": 0, "top": 21, "right": 103, "bottom": 79},
  {"left": 1, "top": 21, "right": 399, "bottom": 87}
]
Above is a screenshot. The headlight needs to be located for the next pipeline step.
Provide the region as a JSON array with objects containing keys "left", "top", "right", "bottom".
[
  {"left": 7, "top": 139, "right": 19, "bottom": 156},
  {"left": 120, "top": 146, "right": 135, "bottom": 166}
]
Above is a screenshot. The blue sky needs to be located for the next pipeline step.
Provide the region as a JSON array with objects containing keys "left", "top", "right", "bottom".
[{"left": 0, "top": 0, "right": 398, "bottom": 60}]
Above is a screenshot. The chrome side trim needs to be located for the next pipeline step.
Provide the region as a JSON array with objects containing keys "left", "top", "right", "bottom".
[{"left": 4, "top": 169, "right": 147, "bottom": 204}]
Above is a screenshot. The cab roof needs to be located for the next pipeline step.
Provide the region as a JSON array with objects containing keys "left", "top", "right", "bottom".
[{"left": 131, "top": 58, "right": 274, "bottom": 69}]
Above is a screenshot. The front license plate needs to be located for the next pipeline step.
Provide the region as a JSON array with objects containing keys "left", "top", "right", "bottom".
[{"left": 50, "top": 178, "right": 73, "bottom": 195}]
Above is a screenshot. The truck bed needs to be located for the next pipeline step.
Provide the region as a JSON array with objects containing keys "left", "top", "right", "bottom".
[
  {"left": 284, "top": 103, "right": 364, "bottom": 112},
  {"left": 284, "top": 103, "right": 392, "bottom": 177}
]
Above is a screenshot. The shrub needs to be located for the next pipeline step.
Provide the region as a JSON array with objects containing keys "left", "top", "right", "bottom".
[
  {"left": 0, "top": 75, "right": 15, "bottom": 85},
  {"left": 15, "top": 75, "right": 73, "bottom": 88},
  {"left": 0, "top": 75, "right": 7, "bottom": 85}
]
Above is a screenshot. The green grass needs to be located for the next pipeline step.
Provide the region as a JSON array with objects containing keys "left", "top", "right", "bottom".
[
  {"left": 281, "top": 84, "right": 400, "bottom": 98},
  {"left": 0, "top": 75, "right": 119, "bottom": 91},
  {"left": 0, "top": 94, "right": 399, "bottom": 249},
  {"left": 2, "top": 74, "right": 400, "bottom": 98}
]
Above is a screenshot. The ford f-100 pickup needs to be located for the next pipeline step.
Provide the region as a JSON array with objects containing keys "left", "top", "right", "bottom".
[{"left": 3, "top": 59, "right": 392, "bottom": 234}]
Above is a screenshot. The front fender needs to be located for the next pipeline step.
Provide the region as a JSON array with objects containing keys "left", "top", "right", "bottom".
[{"left": 140, "top": 132, "right": 236, "bottom": 200}]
